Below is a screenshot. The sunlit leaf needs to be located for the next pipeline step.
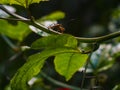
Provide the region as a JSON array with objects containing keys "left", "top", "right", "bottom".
[
  {"left": 0, "top": 20, "right": 31, "bottom": 41},
  {"left": 31, "top": 34, "right": 78, "bottom": 49},
  {"left": 10, "top": 47, "right": 79, "bottom": 90},
  {"left": 0, "top": 0, "right": 48, "bottom": 8},
  {"left": 54, "top": 53, "right": 88, "bottom": 81},
  {"left": 40, "top": 11, "right": 65, "bottom": 21}
]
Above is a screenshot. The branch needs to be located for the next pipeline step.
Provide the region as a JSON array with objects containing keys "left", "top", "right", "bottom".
[
  {"left": 76, "top": 31, "right": 120, "bottom": 43},
  {"left": 29, "top": 20, "right": 120, "bottom": 43},
  {"left": 40, "top": 71, "right": 88, "bottom": 90},
  {"left": 0, "top": 5, "right": 28, "bottom": 20},
  {"left": 81, "top": 53, "right": 92, "bottom": 89},
  {"left": 0, "top": 17, "right": 30, "bottom": 21},
  {"left": 1, "top": 5, "right": 120, "bottom": 43},
  {"left": 0, "top": 5, "right": 60, "bottom": 34},
  {"left": 29, "top": 20, "right": 61, "bottom": 34}
]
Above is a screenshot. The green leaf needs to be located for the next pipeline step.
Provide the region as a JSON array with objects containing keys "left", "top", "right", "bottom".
[
  {"left": 10, "top": 47, "right": 79, "bottom": 90},
  {"left": 54, "top": 53, "right": 88, "bottom": 81},
  {"left": 31, "top": 34, "right": 78, "bottom": 49},
  {"left": 0, "top": 20, "right": 31, "bottom": 41},
  {"left": 40, "top": 11, "right": 65, "bottom": 21},
  {"left": 0, "top": 0, "right": 48, "bottom": 8},
  {"left": 113, "top": 84, "right": 120, "bottom": 90}
]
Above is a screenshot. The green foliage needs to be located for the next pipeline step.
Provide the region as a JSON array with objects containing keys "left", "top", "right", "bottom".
[
  {"left": 0, "top": 0, "right": 48, "bottom": 8},
  {"left": 113, "top": 84, "right": 120, "bottom": 90},
  {"left": 0, "top": 0, "right": 120, "bottom": 90},
  {"left": 112, "top": 7, "right": 120, "bottom": 19},
  {"left": 0, "top": 20, "right": 31, "bottom": 41},
  {"left": 10, "top": 48, "right": 81, "bottom": 90},
  {"left": 39, "top": 11, "right": 65, "bottom": 21},
  {"left": 31, "top": 34, "right": 77, "bottom": 49},
  {"left": 54, "top": 53, "right": 88, "bottom": 81},
  {"left": 10, "top": 51, "right": 47, "bottom": 90},
  {"left": 10, "top": 34, "right": 88, "bottom": 90}
]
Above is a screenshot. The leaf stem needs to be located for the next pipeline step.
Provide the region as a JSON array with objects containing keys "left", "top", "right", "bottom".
[
  {"left": 40, "top": 71, "right": 88, "bottom": 90},
  {"left": 81, "top": 53, "right": 92, "bottom": 89},
  {"left": 1, "top": 5, "right": 120, "bottom": 43}
]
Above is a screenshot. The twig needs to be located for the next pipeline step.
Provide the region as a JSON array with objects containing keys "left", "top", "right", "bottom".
[
  {"left": 40, "top": 71, "right": 88, "bottom": 90},
  {"left": 8, "top": 52, "right": 22, "bottom": 61},
  {"left": 29, "top": 19, "right": 120, "bottom": 43},
  {"left": 80, "top": 53, "right": 92, "bottom": 90},
  {"left": 76, "top": 31, "right": 120, "bottom": 43},
  {"left": 0, "top": 17, "right": 30, "bottom": 21},
  {"left": 1, "top": 4, "right": 120, "bottom": 43},
  {"left": 29, "top": 20, "right": 61, "bottom": 34},
  {"left": 1, "top": 34, "right": 20, "bottom": 52},
  {"left": 3, "top": 52, "right": 23, "bottom": 81},
  {"left": 0, "top": 5, "right": 60, "bottom": 34},
  {"left": 0, "top": 5, "right": 28, "bottom": 20}
]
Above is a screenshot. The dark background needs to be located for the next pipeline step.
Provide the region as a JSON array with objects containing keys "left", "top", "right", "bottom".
[{"left": 0, "top": 0, "right": 120, "bottom": 90}]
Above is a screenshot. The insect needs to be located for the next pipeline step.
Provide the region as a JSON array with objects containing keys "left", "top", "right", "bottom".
[{"left": 48, "top": 24, "right": 65, "bottom": 33}]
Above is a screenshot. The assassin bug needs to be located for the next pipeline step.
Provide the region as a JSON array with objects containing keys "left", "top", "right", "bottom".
[
  {"left": 47, "top": 19, "right": 80, "bottom": 33},
  {"left": 48, "top": 24, "right": 65, "bottom": 33}
]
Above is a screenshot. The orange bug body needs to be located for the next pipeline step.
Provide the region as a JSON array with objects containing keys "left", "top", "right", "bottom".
[{"left": 48, "top": 24, "right": 65, "bottom": 33}]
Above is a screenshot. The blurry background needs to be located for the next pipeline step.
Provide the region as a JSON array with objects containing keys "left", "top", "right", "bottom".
[{"left": 0, "top": 0, "right": 120, "bottom": 90}]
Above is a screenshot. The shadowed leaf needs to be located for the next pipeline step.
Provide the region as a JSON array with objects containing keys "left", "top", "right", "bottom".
[{"left": 0, "top": 20, "right": 31, "bottom": 41}]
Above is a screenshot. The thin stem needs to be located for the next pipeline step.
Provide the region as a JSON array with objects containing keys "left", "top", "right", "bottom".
[
  {"left": 4, "top": 52, "right": 22, "bottom": 80},
  {"left": 1, "top": 4, "right": 120, "bottom": 43},
  {"left": 0, "top": 5, "right": 60, "bottom": 34},
  {"left": 26, "top": 7, "right": 32, "bottom": 19},
  {"left": 81, "top": 53, "right": 92, "bottom": 90},
  {"left": 28, "top": 19, "right": 120, "bottom": 43},
  {"left": 1, "top": 34, "right": 19, "bottom": 52},
  {"left": 0, "top": 17, "right": 30, "bottom": 21},
  {"left": 29, "top": 20, "right": 61, "bottom": 34},
  {"left": 40, "top": 71, "right": 88, "bottom": 90},
  {"left": 76, "top": 31, "right": 120, "bottom": 43},
  {"left": 30, "top": 23, "right": 120, "bottom": 43},
  {"left": 0, "top": 5, "right": 28, "bottom": 20},
  {"left": 8, "top": 52, "right": 22, "bottom": 61}
]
